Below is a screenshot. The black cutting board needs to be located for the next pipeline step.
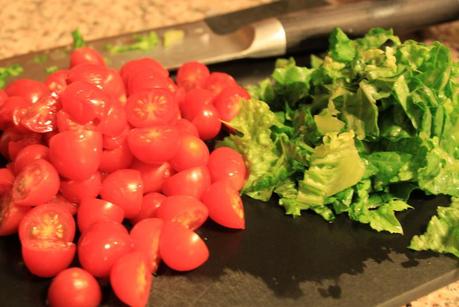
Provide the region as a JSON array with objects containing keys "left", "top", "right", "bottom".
[{"left": 0, "top": 1, "right": 458, "bottom": 306}]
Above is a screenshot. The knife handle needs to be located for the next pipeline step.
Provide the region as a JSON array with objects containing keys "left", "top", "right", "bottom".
[{"left": 278, "top": 0, "right": 459, "bottom": 52}]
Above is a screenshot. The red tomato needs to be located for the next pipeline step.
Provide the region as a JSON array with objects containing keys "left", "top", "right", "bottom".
[
  {"left": 131, "top": 192, "right": 166, "bottom": 224},
  {"left": 162, "top": 166, "right": 211, "bottom": 199},
  {"left": 70, "top": 47, "right": 106, "bottom": 67},
  {"left": 201, "top": 181, "right": 245, "bottom": 229},
  {"left": 191, "top": 104, "right": 222, "bottom": 140},
  {"left": 127, "top": 125, "right": 180, "bottom": 165},
  {"left": 0, "top": 128, "right": 42, "bottom": 160},
  {"left": 45, "top": 69, "right": 69, "bottom": 95},
  {"left": 48, "top": 267, "right": 102, "bottom": 307},
  {"left": 170, "top": 135, "right": 209, "bottom": 172},
  {"left": 99, "top": 142, "right": 133, "bottom": 173},
  {"left": 60, "top": 81, "right": 111, "bottom": 125},
  {"left": 0, "top": 96, "right": 30, "bottom": 129},
  {"left": 78, "top": 221, "right": 132, "bottom": 278},
  {"left": 55, "top": 110, "right": 96, "bottom": 132},
  {"left": 103, "top": 125, "right": 130, "bottom": 150},
  {"left": 126, "top": 89, "right": 179, "bottom": 128},
  {"left": 15, "top": 94, "right": 59, "bottom": 133},
  {"left": 156, "top": 195, "right": 208, "bottom": 230},
  {"left": 174, "top": 86, "right": 186, "bottom": 106},
  {"left": 12, "top": 159, "right": 60, "bottom": 206},
  {"left": 22, "top": 240, "right": 76, "bottom": 278},
  {"left": 176, "top": 61, "right": 210, "bottom": 91},
  {"left": 175, "top": 118, "right": 199, "bottom": 137},
  {"left": 47, "top": 195, "right": 78, "bottom": 216},
  {"left": 77, "top": 198, "right": 124, "bottom": 233},
  {"left": 130, "top": 161, "right": 173, "bottom": 193},
  {"left": 19, "top": 203, "right": 75, "bottom": 243},
  {"left": 120, "top": 58, "right": 168, "bottom": 84},
  {"left": 5, "top": 79, "right": 49, "bottom": 104},
  {"left": 100, "top": 169, "right": 143, "bottom": 219},
  {"left": 0, "top": 168, "right": 14, "bottom": 193},
  {"left": 130, "top": 218, "right": 163, "bottom": 271},
  {"left": 204, "top": 72, "right": 237, "bottom": 96},
  {"left": 213, "top": 86, "right": 250, "bottom": 121},
  {"left": 0, "top": 192, "right": 30, "bottom": 236},
  {"left": 128, "top": 71, "right": 176, "bottom": 96},
  {"left": 13, "top": 144, "right": 49, "bottom": 174},
  {"left": 98, "top": 102, "right": 128, "bottom": 137},
  {"left": 159, "top": 222, "right": 209, "bottom": 271},
  {"left": 60, "top": 172, "right": 102, "bottom": 204},
  {"left": 207, "top": 146, "right": 247, "bottom": 191},
  {"left": 49, "top": 130, "right": 102, "bottom": 180},
  {"left": 0, "top": 89, "right": 7, "bottom": 106},
  {"left": 180, "top": 88, "right": 213, "bottom": 120},
  {"left": 110, "top": 251, "right": 152, "bottom": 307}
]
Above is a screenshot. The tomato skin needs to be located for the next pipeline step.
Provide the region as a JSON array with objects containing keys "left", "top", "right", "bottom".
[
  {"left": 213, "top": 85, "right": 250, "bottom": 121},
  {"left": 0, "top": 89, "right": 7, "bottom": 106},
  {"left": 159, "top": 221, "right": 209, "bottom": 271},
  {"left": 204, "top": 72, "right": 237, "bottom": 96},
  {"left": 162, "top": 166, "right": 211, "bottom": 199},
  {"left": 12, "top": 159, "right": 60, "bottom": 206},
  {"left": 77, "top": 198, "right": 124, "bottom": 233},
  {"left": 176, "top": 61, "right": 210, "bottom": 91},
  {"left": 47, "top": 195, "right": 78, "bottom": 216},
  {"left": 48, "top": 267, "right": 102, "bottom": 307},
  {"left": 22, "top": 240, "right": 76, "bottom": 278},
  {"left": 5, "top": 79, "right": 49, "bottom": 104},
  {"left": 120, "top": 58, "right": 168, "bottom": 84},
  {"left": 70, "top": 47, "right": 106, "bottom": 67},
  {"left": 131, "top": 192, "right": 166, "bottom": 224},
  {"left": 0, "top": 96, "right": 30, "bottom": 129},
  {"left": 98, "top": 102, "right": 128, "bottom": 137},
  {"left": 127, "top": 71, "right": 176, "bottom": 97},
  {"left": 175, "top": 118, "right": 199, "bottom": 137},
  {"left": 78, "top": 221, "right": 133, "bottom": 278},
  {"left": 99, "top": 142, "right": 133, "bottom": 173},
  {"left": 102, "top": 125, "right": 129, "bottom": 150},
  {"left": 13, "top": 144, "right": 49, "bottom": 174},
  {"left": 207, "top": 146, "right": 247, "bottom": 191},
  {"left": 55, "top": 110, "right": 96, "bottom": 132},
  {"left": 0, "top": 192, "right": 30, "bottom": 236},
  {"left": 110, "top": 251, "right": 152, "bottom": 307},
  {"left": 170, "top": 135, "right": 209, "bottom": 172},
  {"left": 191, "top": 104, "right": 222, "bottom": 140},
  {"left": 130, "top": 218, "right": 163, "bottom": 271},
  {"left": 201, "top": 181, "right": 245, "bottom": 229},
  {"left": 127, "top": 125, "right": 180, "bottom": 165},
  {"left": 100, "top": 169, "right": 143, "bottom": 219},
  {"left": 0, "top": 168, "right": 14, "bottom": 193},
  {"left": 156, "top": 195, "right": 208, "bottom": 230},
  {"left": 45, "top": 69, "right": 69, "bottom": 95},
  {"left": 180, "top": 88, "right": 214, "bottom": 120},
  {"left": 49, "top": 130, "right": 102, "bottom": 181},
  {"left": 60, "top": 172, "right": 102, "bottom": 204},
  {"left": 130, "top": 161, "right": 172, "bottom": 194},
  {"left": 19, "top": 202, "right": 76, "bottom": 243}
]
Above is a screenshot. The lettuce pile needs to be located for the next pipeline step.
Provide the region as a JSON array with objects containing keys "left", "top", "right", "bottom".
[{"left": 219, "top": 28, "right": 459, "bottom": 257}]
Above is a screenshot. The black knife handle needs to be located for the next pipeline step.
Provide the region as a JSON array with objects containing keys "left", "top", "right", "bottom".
[{"left": 278, "top": 0, "right": 459, "bottom": 52}]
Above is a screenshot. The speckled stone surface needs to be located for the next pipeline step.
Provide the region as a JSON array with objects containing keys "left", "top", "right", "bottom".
[{"left": 0, "top": 0, "right": 457, "bottom": 305}]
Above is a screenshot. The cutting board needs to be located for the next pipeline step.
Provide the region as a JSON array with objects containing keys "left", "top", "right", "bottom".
[{"left": 0, "top": 1, "right": 458, "bottom": 306}]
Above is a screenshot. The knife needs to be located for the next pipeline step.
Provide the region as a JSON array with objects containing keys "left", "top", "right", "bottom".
[{"left": 1, "top": 0, "right": 458, "bottom": 77}]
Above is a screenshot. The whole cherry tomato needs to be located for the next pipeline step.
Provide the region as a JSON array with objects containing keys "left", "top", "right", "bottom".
[
  {"left": 77, "top": 198, "right": 124, "bottom": 233},
  {"left": 176, "top": 61, "right": 210, "bottom": 91},
  {"left": 70, "top": 47, "right": 106, "bottom": 67}
]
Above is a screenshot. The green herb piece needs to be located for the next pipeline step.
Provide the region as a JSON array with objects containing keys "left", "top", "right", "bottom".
[
  {"left": 105, "top": 31, "right": 160, "bottom": 54},
  {"left": 72, "top": 29, "right": 86, "bottom": 49},
  {"left": 33, "top": 54, "right": 48, "bottom": 64},
  {"left": 0, "top": 64, "right": 24, "bottom": 88},
  {"left": 45, "top": 66, "right": 59, "bottom": 74},
  {"left": 163, "top": 29, "right": 185, "bottom": 48}
]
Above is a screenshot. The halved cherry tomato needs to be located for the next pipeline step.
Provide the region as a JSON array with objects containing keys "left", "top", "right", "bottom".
[
  {"left": 5, "top": 79, "right": 49, "bottom": 104},
  {"left": 13, "top": 144, "right": 49, "bottom": 174},
  {"left": 100, "top": 169, "right": 143, "bottom": 219},
  {"left": 0, "top": 89, "right": 7, "bottom": 106},
  {"left": 0, "top": 168, "right": 14, "bottom": 193},
  {"left": 130, "top": 218, "right": 163, "bottom": 271},
  {"left": 77, "top": 198, "right": 124, "bottom": 233},
  {"left": 204, "top": 72, "right": 237, "bottom": 96},
  {"left": 47, "top": 195, "right": 78, "bottom": 216},
  {"left": 110, "top": 251, "right": 152, "bottom": 307},
  {"left": 99, "top": 142, "right": 133, "bottom": 173},
  {"left": 60, "top": 172, "right": 102, "bottom": 204},
  {"left": 201, "top": 181, "right": 245, "bottom": 229},
  {"left": 45, "top": 69, "right": 69, "bottom": 95},
  {"left": 130, "top": 161, "right": 172, "bottom": 194},
  {"left": 103, "top": 125, "right": 130, "bottom": 150},
  {"left": 78, "top": 221, "right": 132, "bottom": 278},
  {"left": 0, "top": 192, "right": 30, "bottom": 236},
  {"left": 131, "top": 192, "right": 166, "bottom": 224},
  {"left": 159, "top": 221, "right": 209, "bottom": 271},
  {"left": 22, "top": 240, "right": 76, "bottom": 277},
  {"left": 6, "top": 132, "right": 42, "bottom": 161},
  {"left": 120, "top": 58, "right": 168, "bottom": 84},
  {"left": 180, "top": 88, "right": 213, "bottom": 120},
  {"left": 156, "top": 195, "right": 208, "bottom": 230},
  {"left": 170, "top": 134, "right": 209, "bottom": 172},
  {"left": 19, "top": 202, "right": 76, "bottom": 243},
  {"left": 14, "top": 94, "right": 59, "bottom": 133},
  {"left": 207, "top": 146, "right": 247, "bottom": 191},
  {"left": 213, "top": 85, "right": 250, "bottom": 121},
  {"left": 0, "top": 96, "right": 30, "bottom": 129},
  {"left": 48, "top": 267, "right": 102, "bottom": 307},
  {"left": 98, "top": 102, "right": 128, "bottom": 137},
  {"left": 12, "top": 159, "right": 60, "bottom": 206},
  {"left": 127, "top": 125, "right": 180, "bottom": 165},
  {"left": 55, "top": 110, "right": 96, "bottom": 132},
  {"left": 191, "top": 104, "right": 222, "bottom": 140},
  {"left": 49, "top": 130, "right": 102, "bottom": 180},
  {"left": 176, "top": 61, "right": 210, "bottom": 91},
  {"left": 162, "top": 166, "right": 211, "bottom": 199},
  {"left": 127, "top": 71, "right": 176, "bottom": 97},
  {"left": 175, "top": 118, "right": 199, "bottom": 137},
  {"left": 70, "top": 47, "right": 106, "bottom": 68}
]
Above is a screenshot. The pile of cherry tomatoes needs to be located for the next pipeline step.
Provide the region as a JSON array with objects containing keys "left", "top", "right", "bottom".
[{"left": 0, "top": 45, "right": 249, "bottom": 306}]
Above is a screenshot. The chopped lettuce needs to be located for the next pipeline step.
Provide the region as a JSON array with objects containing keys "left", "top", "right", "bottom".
[
  {"left": 105, "top": 31, "right": 160, "bottom": 54},
  {"left": 71, "top": 29, "right": 86, "bottom": 49},
  {"left": 0, "top": 64, "right": 23, "bottom": 88}
]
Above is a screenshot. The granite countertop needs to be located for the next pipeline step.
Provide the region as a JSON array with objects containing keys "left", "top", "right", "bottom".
[{"left": 0, "top": 0, "right": 457, "bottom": 306}]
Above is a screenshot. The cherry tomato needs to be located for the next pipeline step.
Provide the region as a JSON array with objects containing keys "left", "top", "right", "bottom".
[
  {"left": 170, "top": 134, "right": 209, "bottom": 172},
  {"left": 0, "top": 128, "right": 42, "bottom": 160},
  {"left": 126, "top": 89, "right": 179, "bottom": 128},
  {"left": 0, "top": 168, "right": 14, "bottom": 193},
  {"left": 120, "top": 58, "right": 168, "bottom": 84},
  {"left": 78, "top": 221, "right": 132, "bottom": 278},
  {"left": 100, "top": 169, "right": 143, "bottom": 219},
  {"left": 77, "top": 198, "right": 124, "bottom": 233},
  {"left": 0, "top": 192, "right": 30, "bottom": 236},
  {"left": 49, "top": 130, "right": 102, "bottom": 180},
  {"left": 130, "top": 218, "right": 163, "bottom": 271},
  {"left": 156, "top": 195, "right": 208, "bottom": 230},
  {"left": 110, "top": 251, "right": 152, "bottom": 307},
  {"left": 15, "top": 94, "right": 59, "bottom": 133},
  {"left": 127, "top": 125, "right": 180, "bottom": 165},
  {"left": 60, "top": 172, "right": 102, "bottom": 204},
  {"left": 22, "top": 240, "right": 76, "bottom": 277},
  {"left": 48, "top": 267, "right": 102, "bottom": 307},
  {"left": 98, "top": 102, "right": 128, "bottom": 137},
  {"left": 162, "top": 166, "right": 211, "bottom": 199},
  {"left": 19, "top": 203, "right": 76, "bottom": 243},
  {"left": 5, "top": 79, "right": 49, "bottom": 104},
  {"left": 191, "top": 104, "right": 222, "bottom": 140},
  {"left": 47, "top": 195, "right": 78, "bottom": 216},
  {"left": 128, "top": 71, "right": 176, "bottom": 96},
  {"left": 45, "top": 69, "right": 69, "bottom": 95},
  {"left": 180, "top": 88, "right": 214, "bottom": 120},
  {"left": 99, "top": 142, "right": 133, "bottom": 173},
  {"left": 13, "top": 144, "right": 49, "bottom": 174},
  {"left": 159, "top": 221, "right": 209, "bottom": 271},
  {"left": 207, "top": 146, "right": 247, "bottom": 191},
  {"left": 176, "top": 61, "right": 210, "bottom": 91},
  {"left": 70, "top": 47, "right": 106, "bottom": 67},
  {"left": 130, "top": 161, "right": 173, "bottom": 193},
  {"left": 175, "top": 118, "right": 199, "bottom": 137},
  {"left": 0, "top": 96, "right": 30, "bottom": 129},
  {"left": 201, "top": 181, "right": 245, "bottom": 229},
  {"left": 204, "top": 72, "right": 237, "bottom": 96},
  {"left": 55, "top": 110, "right": 96, "bottom": 132},
  {"left": 102, "top": 125, "right": 130, "bottom": 150},
  {"left": 12, "top": 159, "right": 60, "bottom": 206},
  {"left": 213, "top": 85, "right": 249, "bottom": 121},
  {"left": 0, "top": 89, "right": 7, "bottom": 106},
  {"left": 131, "top": 192, "right": 166, "bottom": 224}
]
